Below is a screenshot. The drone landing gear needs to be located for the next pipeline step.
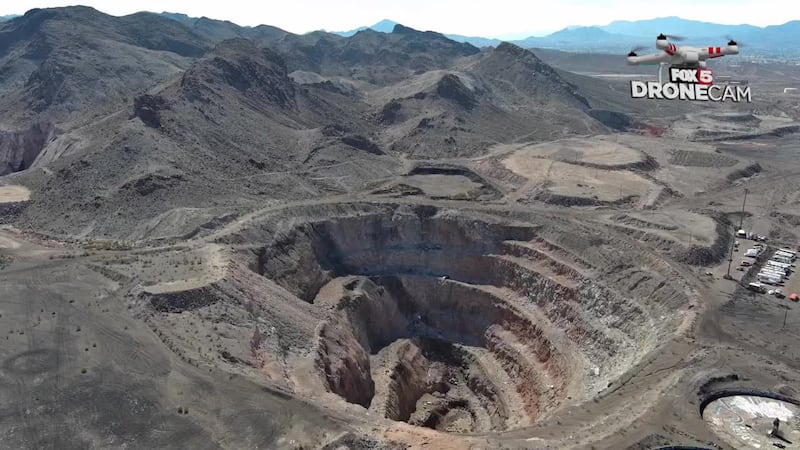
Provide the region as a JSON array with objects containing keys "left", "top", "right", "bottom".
[{"left": 669, "top": 64, "right": 701, "bottom": 70}]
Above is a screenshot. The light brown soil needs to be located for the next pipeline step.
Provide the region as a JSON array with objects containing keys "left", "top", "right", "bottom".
[
  {"left": 494, "top": 136, "right": 646, "bottom": 167},
  {"left": 0, "top": 184, "right": 30, "bottom": 203},
  {"left": 502, "top": 156, "right": 658, "bottom": 205}
]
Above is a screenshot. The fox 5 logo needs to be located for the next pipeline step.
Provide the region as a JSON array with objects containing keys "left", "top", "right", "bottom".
[{"left": 669, "top": 67, "right": 713, "bottom": 85}]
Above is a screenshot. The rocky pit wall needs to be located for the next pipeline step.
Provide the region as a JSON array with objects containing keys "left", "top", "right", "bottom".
[
  {"left": 246, "top": 205, "right": 684, "bottom": 432},
  {"left": 134, "top": 203, "right": 694, "bottom": 435}
]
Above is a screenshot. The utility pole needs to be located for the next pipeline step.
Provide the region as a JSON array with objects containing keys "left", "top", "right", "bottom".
[
  {"left": 780, "top": 304, "right": 790, "bottom": 329},
  {"left": 726, "top": 237, "right": 735, "bottom": 279},
  {"left": 727, "top": 188, "right": 749, "bottom": 279},
  {"left": 739, "top": 188, "right": 749, "bottom": 230}
]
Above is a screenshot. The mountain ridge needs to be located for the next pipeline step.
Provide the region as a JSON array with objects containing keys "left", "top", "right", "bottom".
[
  {"left": 324, "top": 16, "right": 800, "bottom": 58},
  {"left": 0, "top": 6, "right": 647, "bottom": 237},
  {"left": 4, "top": 7, "right": 798, "bottom": 52}
]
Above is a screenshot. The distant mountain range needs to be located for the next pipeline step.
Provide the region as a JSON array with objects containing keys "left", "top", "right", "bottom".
[
  {"left": 517, "top": 17, "right": 800, "bottom": 58},
  {"left": 332, "top": 19, "right": 399, "bottom": 36},
  {"left": 335, "top": 17, "right": 800, "bottom": 59},
  {"left": 334, "top": 20, "right": 503, "bottom": 47},
  {"left": 3, "top": 11, "right": 795, "bottom": 59}
]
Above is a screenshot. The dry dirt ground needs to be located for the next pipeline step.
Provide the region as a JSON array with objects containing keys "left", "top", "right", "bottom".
[
  {"left": 0, "top": 184, "right": 30, "bottom": 202},
  {"left": 3, "top": 107, "right": 800, "bottom": 449},
  {"left": 5, "top": 9, "right": 800, "bottom": 448}
]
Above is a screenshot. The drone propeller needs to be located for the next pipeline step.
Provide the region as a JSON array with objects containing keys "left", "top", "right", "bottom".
[
  {"left": 627, "top": 46, "right": 647, "bottom": 57},
  {"left": 725, "top": 35, "right": 745, "bottom": 47},
  {"left": 657, "top": 33, "right": 686, "bottom": 41}
]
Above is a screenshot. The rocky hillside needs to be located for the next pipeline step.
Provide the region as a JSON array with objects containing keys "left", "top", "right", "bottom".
[{"left": 0, "top": 6, "right": 668, "bottom": 238}]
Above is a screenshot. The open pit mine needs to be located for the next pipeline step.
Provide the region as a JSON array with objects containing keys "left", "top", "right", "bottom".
[
  {"left": 129, "top": 203, "right": 700, "bottom": 445},
  {"left": 4, "top": 7, "right": 800, "bottom": 449}
]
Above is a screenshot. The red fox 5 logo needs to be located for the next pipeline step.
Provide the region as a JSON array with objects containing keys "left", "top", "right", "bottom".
[{"left": 669, "top": 68, "right": 713, "bottom": 85}]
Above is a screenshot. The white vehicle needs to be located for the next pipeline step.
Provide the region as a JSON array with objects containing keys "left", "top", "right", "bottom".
[
  {"left": 748, "top": 282, "right": 766, "bottom": 293},
  {"left": 775, "top": 249, "right": 795, "bottom": 257},
  {"left": 778, "top": 248, "right": 797, "bottom": 257},
  {"left": 762, "top": 264, "right": 787, "bottom": 273},
  {"left": 745, "top": 249, "right": 759, "bottom": 258},
  {"left": 767, "top": 259, "right": 790, "bottom": 266},
  {"left": 773, "top": 256, "right": 793, "bottom": 265},
  {"left": 759, "top": 268, "right": 784, "bottom": 277},
  {"left": 736, "top": 229, "right": 747, "bottom": 238},
  {"left": 759, "top": 267, "right": 785, "bottom": 277},
  {"left": 757, "top": 274, "right": 783, "bottom": 285},
  {"left": 760, "top": 271, "right": 785, "bottom": 282},
  {"left": 764, "top": 267, "right": 790, "bottom": 278},
  {"left": 767, "top": 260, "right": 791, "bottom": 270},
  {"left": 774, "top": 253, "right": 795, "bottom": 262},
  {"left": 762, "top": 264, "right": 786, "bottom": 273}
]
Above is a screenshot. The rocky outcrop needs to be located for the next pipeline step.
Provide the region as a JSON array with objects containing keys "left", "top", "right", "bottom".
[
  {"left": 0, "top": 122, "right": 55, "bottom": 175},
  {"left": 180, "top": 39, "right": 296, "bottom": 109},
  {"left": 0, "top": 202, "right": 27, "bottom": 223},
  {"left": 144, "top": 285, "right": 220, "bottom": 313},
  {"left": 378, "top": 99, "right": 402, "bottom": 124},
  {"left": 315, "top": 321, "right": 374, "bottom": 407},
  {"left": 587, "top": 109, "right": 632, "bottom": 131},
  {"left": 133, "top": 94, "right": 169, "bottom": 128},
  {"left": 340, "top": 134, "right": 383, "bottom": 155},
  {"left": 122, "top": 173, "right": 184, "bottom": 196},
  {"left": 435, "top": 74, "right": 477, "bottom": 110},
  {"left": 383, "top": 340, "right": 437, "bottom": 421}
]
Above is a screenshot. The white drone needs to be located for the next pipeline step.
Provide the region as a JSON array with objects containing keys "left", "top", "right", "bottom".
[{"left": 627, "top": 33, "right": 740, "bottom": 82}]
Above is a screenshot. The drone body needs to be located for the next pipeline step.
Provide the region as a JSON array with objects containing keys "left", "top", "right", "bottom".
[{"left": 627, "top": 33, "right": 740, "bottom": 68}]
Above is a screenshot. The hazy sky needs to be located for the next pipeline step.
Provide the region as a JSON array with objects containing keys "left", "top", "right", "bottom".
[{"left": 2, "top": 0, "right": 797, "bottom": 38}]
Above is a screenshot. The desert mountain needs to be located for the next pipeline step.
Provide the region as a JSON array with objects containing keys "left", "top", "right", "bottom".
[
  {"left": 600, "top": 16, "right": 762, "bottom": 37},
  {"left": 333, "top": 18, "right": 400, "bottom": 36},
  {"left": 274, "top": 25, "right": 481, "bottom": 85},
  {"left": 516, "top": 18, "right": 800, "bottom": 58},
  {"left": 0, "top": 7, "right": 215, "bottom": 175},
  {"left": 1, "top": 6, "right": 668, "bottom": 238},
  {"left": 333, "top": 18, "right": 502, "bottom": 47},
  {"left": 326, "top": 15, "right": 800, "bottom": 58},
  {"left": 161, "top": 12, "right": 289, "bottom": 44},
  {"left": 0, "top": 7, "right": 209, "bottom": 125}
]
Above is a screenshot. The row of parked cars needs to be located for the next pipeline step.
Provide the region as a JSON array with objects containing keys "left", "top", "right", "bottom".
[
  {"left": 736, "top": 229, "right": 768, "bottom": 242},
  {"left": 746, "top": 246, "right": 798, "bottom": 300}
]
